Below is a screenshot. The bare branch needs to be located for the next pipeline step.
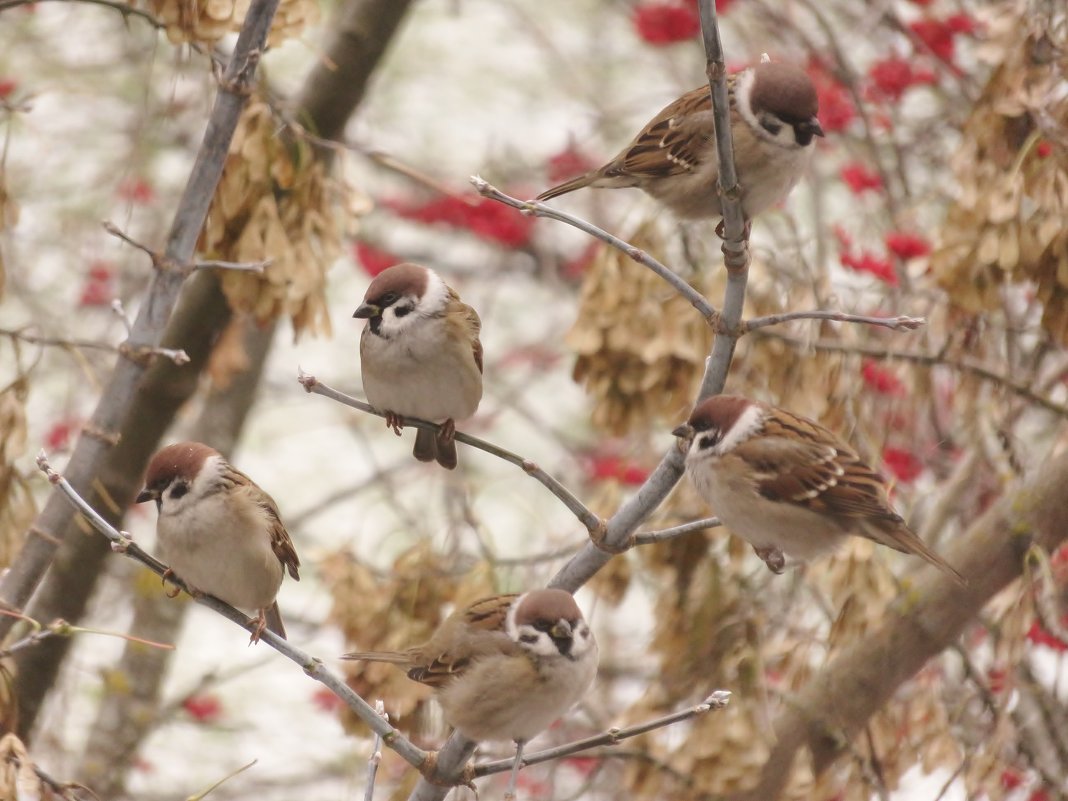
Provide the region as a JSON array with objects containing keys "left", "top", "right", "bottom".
[
  {"left": 189, "top": 760, "right": 259, "bottom": 801},
  {"left": 0, "top": 610, "right": 174, "bottom": 659},
  {"left": 0, "top": 0, "right": 282, "bottom": 641},
  {"left": 298, "top": 370, "right": 605, "bottom": 536},
  {"left": 102, "top": 221, "right": 158, "bottom": 262},
  {"left": 0, "top": 327, "right": 123, "bottom": 355},
  {"left": 743, "top": 311, "right": 926, "bottom": 333},
  {"left": 471, "top": 177, "right": 717, "bottom": 324},
  {"left": 697, "top": 0, "right": 748, "bottom": 269},
  {"left": 473, "top": 692, "right": 732, "bottom": 778},
  {"left": 104, "top": 221, "right": 269, "bottom": 274},
  {"left": 632, "top": 517, "right": 721, "bottom": 547},
  {"left": 35, "top": 452, "right": 431, "bottom": 773},
  {"left": 0, "top": 0, "right": 163, "bottom": 26},
  {"left": 758, "top": 331, "right": 1068, "bottom": 418},
  {"left": 194, "top": 257, "right": 270, "bottom": 274},
  {"left": 364, "top": 701, "right": 388, "bottom": 801},
  {"left": 411, "top": 7, "right": 752, "bottom": 798},
  {"left": 728, "top": 449, "right": 1068, "bottom": 799}
]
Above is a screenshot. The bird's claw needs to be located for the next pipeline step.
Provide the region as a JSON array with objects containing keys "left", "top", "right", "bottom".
[
  {"left": 436, "top": 418, "right": 456, "bottom": 446},
  {"left": 161, "top": 568, "right": 182, "bottom": 598},
  {"left": 755, "top": 546, "right": 786, "bottom": 574},
  {"left": 384, "top": 412, "right": 403, "bottom": 436}
]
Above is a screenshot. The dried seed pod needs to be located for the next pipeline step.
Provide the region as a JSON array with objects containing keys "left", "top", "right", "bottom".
[{"left": 566, "top": 222, "right": 715, "bottom": 435}]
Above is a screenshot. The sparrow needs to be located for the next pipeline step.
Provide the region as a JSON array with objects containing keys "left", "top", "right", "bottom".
[
  {"left": 537, "top": 62, "right": 823, "bottom": 226},
  {"left": 136, "top": 442, "right": 301, "bottom": 642},
  {"left": 672, "top": 395, "right": 966, "bottom": 585},
  {"left": 342, "top": 589, "right": 598, "bottom": 791},
  {"left": 354, "top": 262, "right": 483, "bottom": 470}
]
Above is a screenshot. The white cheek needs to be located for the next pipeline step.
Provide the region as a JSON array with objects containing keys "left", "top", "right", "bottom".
[
  {"left": 714, "top": 405, "right": 765, "bottom": 455},
  {"left": 763, "top": 117, "right": 803, "bottom": 148},
  {"left": 375, "top": 307, "right": 419, "bottom": 338},
  {"left": 520, "top": 629, "right": 560, "bottom": 658},
  {"left": 421, "top": 270, "right": 450, "bottom": 311}
]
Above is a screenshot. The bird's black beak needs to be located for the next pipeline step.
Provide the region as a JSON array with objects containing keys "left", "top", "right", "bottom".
[
  {"left": 803, "top": 117, "right": 825, "bottom": 138},
  {"left": 353, "top": 302, "right": 379, "bottom": 319},
  {"left": 550, "top": 620, "right": 574, "bottom": 655},
  {"left": 135, "top": 488, "right": 157, "bottom": 504},
  {"left": 672, "top": 423, "right": 694, "bottom": 441}
]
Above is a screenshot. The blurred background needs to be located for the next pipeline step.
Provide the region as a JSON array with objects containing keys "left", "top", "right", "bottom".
[{"left": 1, "top": 0, "right": 1067, "bottom": 799}]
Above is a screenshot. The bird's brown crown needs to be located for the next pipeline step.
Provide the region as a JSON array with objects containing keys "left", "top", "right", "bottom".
[
  {"left": 687, "top": 395, "right": 755, "bottom": 434},
  {"left": 143, "top": 441, "right": 218, "bottom": 491},
  {"left": 749, "top": 63, "right": 819, "bottom": 124},
  {"left": 361, "top": 263, "right": 429, "bottom": 304},
  {"left": 514, "top": 589, "right": 583, "bottom": 626}
]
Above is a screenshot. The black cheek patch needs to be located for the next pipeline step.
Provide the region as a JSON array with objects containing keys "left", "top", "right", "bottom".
[{"left": 170, "top": 483, "right": 189, "bottom": 500}]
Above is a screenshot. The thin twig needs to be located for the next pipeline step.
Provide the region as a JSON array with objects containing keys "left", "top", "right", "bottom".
[
  {"left": 471, "top": 177, "right": 717, "bottom": 324},
  {"left": 631, "top": 517, "right": 721, "bottom": 547},
  {"left": 743, "top": 311, "right": 925, "bottom": 333},
  {"left": 101, "top": 221, "right": 158, "bottom": 261},
  {"left": 0, "top": 0, "right": 282, "bottom": 642},
  {"left": 472, "top": 692, "right": 731, "bottom": 777},
  {"left": 298, "top": 370, "right": 605, "bottom": 536},
  {"left": 0, "top": 614, "right": 175, "bottom": 659},
  {"left": 194, "top": 258, "right": 270, "bottom": 273},
  {"left": 0, "top": 0, "right": 163, "bottom": 26},
  {"left": 34, "top": 452, "right": 432, "bottom": 775},
  {"left": 364, "top": 701, "right": 388, "bottom": 801},
  {"left": 189, "top": 759, "right": 258, "bottom": 801},
  {"left": 757, "top": 331, "right": 1068, "bottom": 418},
  {"left": 0, "top": 327, "right": 121, "bottom": 354},
  {"left": 104, "top": 221, "right": 268, "bottom": 274}
]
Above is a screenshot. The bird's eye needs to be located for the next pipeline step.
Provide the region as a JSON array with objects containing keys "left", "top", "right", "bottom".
[
  {"left": 760, "top": 115, "right": 782, "bottom": 136},
  {"left": 169, "top": 482, "right": 189, "bottom": 500},
  {"left": 378, "top": 291, "right": 399, "bottom": 307}
]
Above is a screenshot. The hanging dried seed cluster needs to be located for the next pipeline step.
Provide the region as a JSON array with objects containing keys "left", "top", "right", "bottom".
[
  {"left": 323, "top": 543, "right": 496, "bottom": 738},
  {"left": 0, "top": 378, "right": 35, "bottom": 571},
  {"left": 931, "top": 2, "right": 1068, "bottom": 342},
  {"left": 145, "top": 0, "right": 319, "bottom": 47},
  {"left": 565, "top": 222, "right": 715, "bottom": 435},
  {"left": 200, "top": 99, "right": 355, "bottom": 338}
]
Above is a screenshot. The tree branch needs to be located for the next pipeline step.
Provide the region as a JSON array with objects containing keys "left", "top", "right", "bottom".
[
  {"left": 729, "top": 449, "right": 1068, "bottom": 800},
  {"left": 298, "top": 370, "right": 605, "bottom": 536},
  {"left": 743, "top": 311, "right": 925, "bottom": 333},
  {"left": 34, "top": 453, "right": 432, "bottom": 773},
  {"left": 472, "top": 177, "right": 717, "bottom": 324},
  {"left": 0, "top": 0, "right": 281, "bottom": 642},
  {"left": 757, "top": 331, "right": 1068, "bottom": 418},
  {"left": 631, "top": 517, "right": 721, "bottom": 547},
  {"left": 697, "top": 0, "right": 748, "bottom": 269},
  {"left": 408, "top": 5, "right": 748, "bottom": 797},
  {"left": 473, "top": 691, "right": 731, "bottom": 777},
  {"left": 0, "top": 0, "right": 163, "bottom": 26}
]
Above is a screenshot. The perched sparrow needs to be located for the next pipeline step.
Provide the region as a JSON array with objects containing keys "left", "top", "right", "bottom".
[
  {"left": 136, "top": 442, "right": 301, "bottom": 642},
  {"left": 343, "top": 589, "right": 598, "bottom": 789},
  {"left": 354, "top": 262, "right": 483, "bottom": 470},
  {"left": 673, "top": 396, "right": 966, "bottom": 584},
  {"left": 537, "top": 62, "right": 823, "bottom": 225}
]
